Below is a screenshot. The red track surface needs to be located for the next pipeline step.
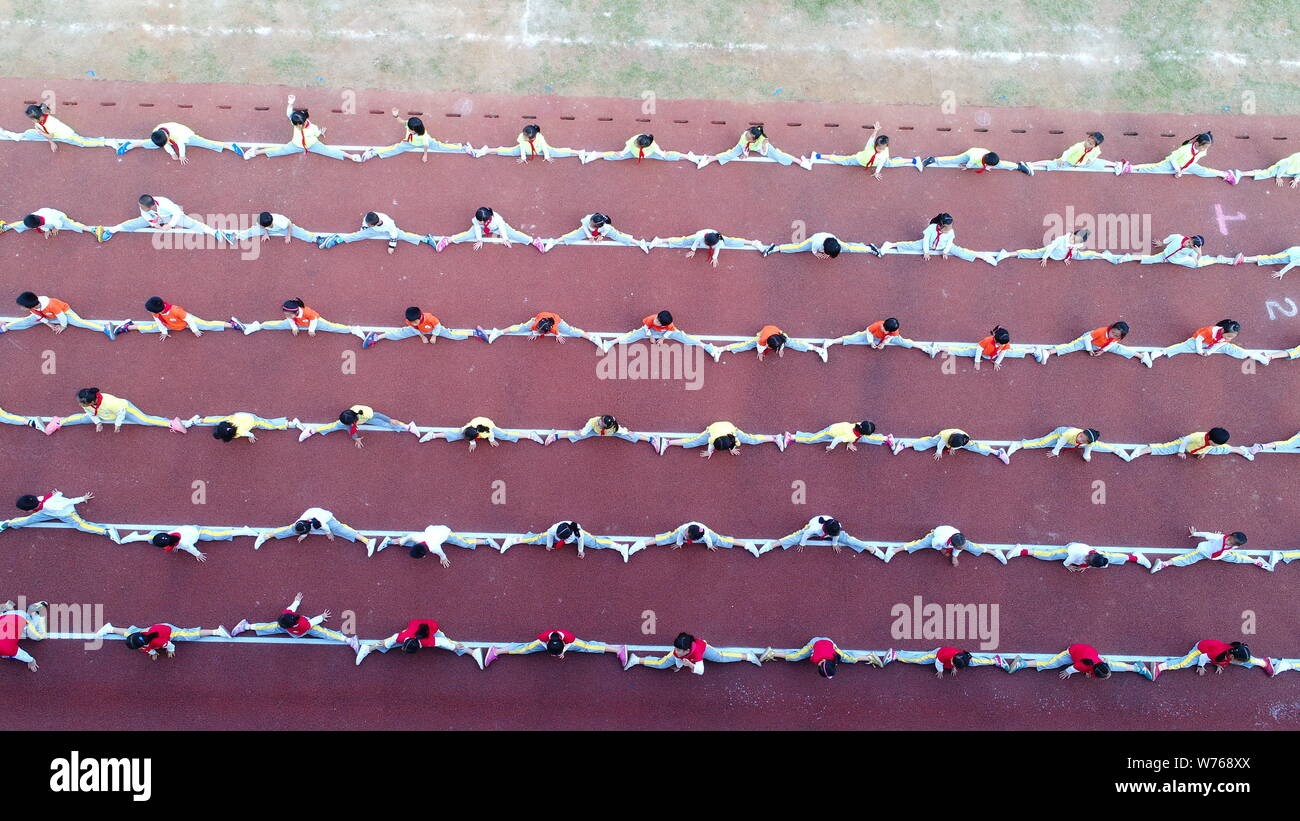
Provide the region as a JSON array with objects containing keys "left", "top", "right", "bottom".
[{"left": 1, "top": 80, "right": 1297, "bottom": 730}]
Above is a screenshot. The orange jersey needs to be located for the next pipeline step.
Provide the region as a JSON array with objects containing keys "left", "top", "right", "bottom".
[
  {"left": 867, "top": 320, "right": 898, "bottom": 341},
  {"left": 531, "top": 312, "right": 562, "bottom": 335},
  {"left": 978, "top": 335, "right": 1010, "bottom": 358},
  {"left": 290, "top": 306, "right": 321, "bottom": 328},
  {"left": 643, "top": 314, "right": 676, "bottom": 333},
  {"left": 758, "top": 325, "right": 784, "bottom": 346},
  {"left": 155, "top": 304, "right": 190, "bottom": 331},
  {"left": 1089, "top": 326, "right": 1116, "bottom": 349},
  {"left": 30, "top": 297, "right": 70, "bottom": 319},
  {"left": 407, "top": 311, "right": 440, "bottom": 333},
  {"left": 1194, "top": 325, "right": 1224, "bottom": 346}
]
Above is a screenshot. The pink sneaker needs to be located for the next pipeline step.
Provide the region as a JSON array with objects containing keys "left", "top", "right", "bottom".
[
  {"left": 297, "top": 427, "right": 314, "bottom": 442},
  {"left": 168, "top": 417, "right": 188, "bottom": 433},
  {"left": 616, "top": 645, "right": 629, "bottom": 666},
  {"left": 435, "top": 237, "right": 450, "bottom": 253},
  {"left": 531, "top": 238, "right": 546, "bottom": 253},
  {"left": 43, "top": 418, "right": 62, "bottom": 435},
  {"left": 484, "top": 646, "right": 500, "bottom": 667}
]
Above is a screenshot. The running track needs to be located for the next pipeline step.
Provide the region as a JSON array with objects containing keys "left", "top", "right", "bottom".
[{"left": 1, "top": 80, "right": 1297, "bottom": 730}]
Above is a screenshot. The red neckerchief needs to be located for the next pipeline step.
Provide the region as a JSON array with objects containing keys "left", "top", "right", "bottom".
[
  {"left": 90, "top": 393, "right": 103, "bottom": 413},
  {"left": 1178, "top": 144, "right": 1199, "bottom": 171},
  {"left": 527, "top": 137, "right": 537, "bottom": 156},
  {"left": 975, "top": 157, "right": 990, "bottom": 173},
  {"left": 930, "top": 229, "right": 942, "bottom": 250},
  {"left": 155, "top": 301, "right": 172, "bottom": 318},
  {"left": 404, "top": 130, "right": 415, "bottom": 143},
  {"left": 637, "top": 144, "right": 645, "bottom": 163},
  {"left": 159, "top": 128, "right": 178, "bottom": 153},
  {"left": 163, "top": 532, "right": 182, "bottom": 552},
  {"left": 479, "top": 219, "right": 493, "bottom": 237},
  {"left": 1188, "top": 435, "right": 1213, "bottom": 454},
  {"left": 1210, "top": 535, "right": 1230, "bottom": 558},
  {"left": 1073, "top": 143, "right": 1095, "bottom": 164},
  {"left": 865, "top": 147, "right": 881, "bottom": 169},
  {"left": 1162, "top": 237, "right": 1191, "bottom": 261},
  {"left": 33, "top": 495, "right": 48, "bottom": 511},
  {"left": 36, "top": 114, "right": 50, "bottom": 134},
  {"left": 299, "top": 120, "right": 310, "bottom": 148}
]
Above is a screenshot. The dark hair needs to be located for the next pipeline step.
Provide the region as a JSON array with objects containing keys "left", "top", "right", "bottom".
[
  {"left": 461, "top": 426, "right": 480, "bottom": 440},
  {"left": 76, "top": 387, "right": 100, "bottom": 405},
  {"left": 258, "top": 211, "right": 274, "bottom": 227},
  {"left": 278, "top": 613, "right": 300, "bottom": 630},
  {"left": 522, "top": 124, "right": 541, "bottom": 138},
  {"left": 1086, "top": 552, "right": 1109, "bottom": 568},
  {"left": 363, "top": 212, "right": 380, "bottom": 226},
  {"left": 713, "top": 434, "right": 737, "bottom": 451},
  {"left": 546, "top": 632, "right": 566, "bottom": 656},
  {"left": 822, "top": 518, "right": 842, "bottom": 538},
  {"left": 474, "top": 206, "right": 494, "bottom": 222},
  {"left": 125, "top": 632, "right": 155, "bottom": 651},
  {"left": 405, "top": 306, "right": 422, "bottom": 322},
  {"left": 149, "top": 129, "right": 169, "bottom": 148},
  {"left": 15, "top": 495, "right": 40, "bottom": 511},
  {"left": 1074, "top": 228, "right": 1091, "bottom": 242},
  {"left": 1088, "top": 131, "right": 1105, "bottom": 144},
  {"left": 21, "top": 214, "right": 41, "bottom": 229},
  {"left": 402, "top": 637, "right": 422, "bottom": 654},
  {"left": 1215, "top": 319, "right": 1240, "bottom": 334},
  {"left": 703, "top": 231, "right": 722, "bottom": 247},
  {"left": 655, "top": 310, "right": 673, "bottom": 326},
  {"left": 138, "top": 194, "right": 156, "bottom": 209},
  {"left": 536, "top": 316, "right": 556, "bottom": 334},
  {"left": 766, "top": 333, "right": 787, "bottom": 350},
  {"left": 1079, "top": 428, "right": 1100, "bottom": 444},
  {"left": 16, "top": 291, "right": 38, "bottom": 308},
  {"left": 952, "top": 651, "right": 972, "bottom": 669},
  {"left": 590, "top": 213, "right": 610, "bottom": 227},
  {"left": 406, "top": 117, "right": 425, "bottom": 136},
  {"left": 747, "top": 125, "right": 764, "bottom": 139},
  {"left": 414, "top": 623, "right": 431, "bottom": 640},
  {"left": 1092, "top": 662, "right": 1111, "bottom": 679},
  {"left": 822, "top": 237, "right": 841, "bottom": 258},
  {"left": 289, "top": 109, "right": 309, "bottom": 126},
  {"left": 1183, "top": 132, "right": 1212, "bottom": 146},
  {"left": 990, "top": 325, "right": 1010, "bottom": 344},
  {"left": 818, "top": 657, "right": 838, "bottom": 679},
  {"left": 151, "top": 533, "right": 181, "bottom": 548},
  {"left": 1109, "top": 321, "right": 1130, "bottom": 338},
  {"left": 145, "top": 296, "right": 166, "bottom": 313},
  {"left": 673, "top": 632, "right": 695, "bottom": 651},
  {"left": 930, "top": 213, "right": 954, "bottom": 226},
  {"left": 982, "top": 151, "right": 1000, "bottom": 166},
  {"left": 555, "top": 521, "right": 580, "bottom": 541},
  {"left": 1189, "top": 235, "right": 1204, "bottom": 247},
  {"left": 339, "top": 409, "right": 359, "bottom": 425},
  {"left": 25, "top": 103, "right": 49, "bottom": 120},
  {"left": 409, "top": 543, "right": 429, "bottom": 559},
  {"left": 635, "top": 134, "right": 653, "bottom": 147},
  {"left": 946, "top": 432, "right": 970, "bottom": 448},
  {"left": 599, "top": 414, "right": 618, "bottom": 431},
  {"left": 1229, "top": 531, "right": 1247, "bottom": 545},
  {"left": 1207, "top": 427, "right": 1230, "bottom": 445},
  {"left": 855, "top": 420, "right": 877, "bottom": 437},
  {"left": 213, "top": 421, "right": 237, "bottom": 442},
  {"left": 293, "top": 520, "right": 314, "bottom": 535},
  {"left": 874, "top": 134, "right": 889, "bottom": 147},
  {"left": 883, "top": 317, "right": 900, "bottom": 332},
  {"left": 283, "top": 298, "right": 305, "bottom": 312},
  {"left": 685, "top": 524, "right": 705, "bottom": 542},
  {"left": 948, "top": 532, "right": 967, "bottom": 549},
  {"left": 1226, "top": 642, "right": 1250, "bottom": 663}
]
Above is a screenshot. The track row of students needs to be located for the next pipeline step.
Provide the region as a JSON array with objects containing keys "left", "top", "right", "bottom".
[
  {"left": 2, "top": 596, "right": 1290, "bottom": 681},
  {"left": 2, "top": 494, "right": 1292, "bottom": 576},
  {"left": 4, "top": 294, "right": 1295, "bottom": 369},
  {"left": 5, "top": 390, "right": 1296, "bottom": 462},
  {"left": 8, "top": 197, "right": 1300, "bottom": 278},
  {"left": 7, "top": 101, "right": 1298, "bottom": 186}
]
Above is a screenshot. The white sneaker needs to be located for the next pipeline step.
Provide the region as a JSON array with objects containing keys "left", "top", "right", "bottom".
[
  {"left": 354, "top": 644, "right": 373, "bottom": 666},
  {"left": 499, "top": 537, "right": 516, "bottom": 552},
  {"left": 417, "top": 431, "right": 436, "bottom": 443},
  {"left": 1150, "top": 559, "right": 1165, "bottom": 574},
  {"left": 230, "top": 619, "right": 250, "bottom": 636}
]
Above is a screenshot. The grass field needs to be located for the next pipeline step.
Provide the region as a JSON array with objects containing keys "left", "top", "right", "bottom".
[{"left": 1, "top": 1, "right": 1299, "bottom": 115}]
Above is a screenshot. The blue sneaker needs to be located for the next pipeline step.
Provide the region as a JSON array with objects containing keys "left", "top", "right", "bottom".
[
  {"left": 472, "top": 326, "right": 489, "bottom": 342},
  {"left": 361, "top": 331, "right": 378, "bottom": 349},
  {"left": 115, "top": 141, "right": 131, "bottom": 155},
  {"left": 94, "top": 226, "right": 112, "bottom": 242},
  {"left": 229, "top": 143, "right": 245, "bottom": 158}
]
